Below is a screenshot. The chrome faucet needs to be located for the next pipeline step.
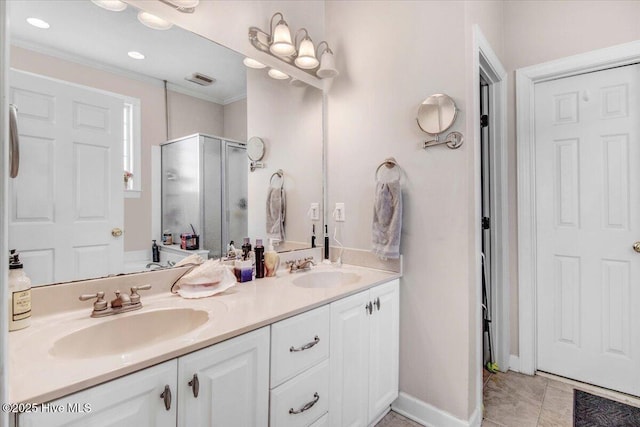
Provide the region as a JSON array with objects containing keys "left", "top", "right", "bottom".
[
  {"left": 79, "top": 284, "right": 152, "bottom": 317},
  {"left": 286, "top": 257, "right": 316, "bottom": 273}
]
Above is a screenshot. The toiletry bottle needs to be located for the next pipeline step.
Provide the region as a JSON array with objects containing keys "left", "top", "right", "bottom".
[
  {"left": 311, "top": 224, "right": 316, "bottom": 248},
  {"left": 264, "top": 239, "right": 280, "bottom": 277},
  {"left": 255, "top": 239, "right": 265, "bottom": 279},
  {"left": 324, "top": 225, "right": 329, "bottom": 259},
  {"left": 8, "top": 250, "right": 31, "bottom": 331},
  {"left": 152, "top": 240, "right": 160, "bottom": 262},
  {"left": 242, "top": 237, "right": 252, "bottom": 260}
]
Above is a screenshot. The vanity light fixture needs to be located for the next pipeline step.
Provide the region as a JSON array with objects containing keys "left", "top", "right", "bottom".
[
  {"left": 268, "top": 68, "right": 289, "bottom": 80},
  {"left": 26, "top": 18, "right": 50, "bottom": 29},
  {"left": 90, "top": 0, "right": 128, "bottom": 12},
  {"left": 128, "top": 51, "right": 145, "bottom": 60},
  {"left": 269, "top": 12, "right": 296, "bottom": 56},
  {"left": 137, "top": 11, "right": 173, "bottom": 30},
  {"left": 294, "top": 29, "right": 319, "bottom": 69},
  {"left": 316, "top": 42, "right": 339, "bottom": 78},
  {"left": 243, "top": 58, "right": 266, "bottom": 69},
  {"left": 248, "top": 14, "right": 337, "bottom": 82},
  {"left": 158, "top": 0, "right": 199, "bottom": 13}
]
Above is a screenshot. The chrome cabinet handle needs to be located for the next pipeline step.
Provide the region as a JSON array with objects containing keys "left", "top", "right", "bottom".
[
  {"left": 290, "top": 336, "right": 320, "bottom": 352},
  {"left": 374, "top": 297, "right": 381, "bottom": 311},
  {"left": 160, "top": 385, "right": 172, "bottom": 411},
  {"left": 9, "top": 104, "right": 19, "bottom": 178},
  {"left": 365, "top": 301, "right": 373, "bottom": 315},
  {"left": 189, "top": 373, "right": 199, "bottom": 398},
  {"left": 289, "top": 392, "right": 320, "bottom": 415}
]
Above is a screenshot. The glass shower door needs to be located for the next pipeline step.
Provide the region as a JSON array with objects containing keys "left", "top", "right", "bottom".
[{"left": 224, "top": 142, "right": 248, "bottom": 251}]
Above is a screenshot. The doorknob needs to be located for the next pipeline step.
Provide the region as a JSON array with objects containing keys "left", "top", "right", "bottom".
[
  {"left": 633, "top": 242, "right": 640, "bottom": 253},
  {"left": 111, "top": 228, "right": 123, "bottom": 237}
]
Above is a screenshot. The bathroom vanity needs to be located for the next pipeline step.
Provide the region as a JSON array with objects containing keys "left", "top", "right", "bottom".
[{"left": 10, "top": 264, "right": 399, "bottom": 427}]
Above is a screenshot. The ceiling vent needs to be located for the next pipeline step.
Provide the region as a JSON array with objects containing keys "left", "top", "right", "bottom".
[{"left": 185, "top": 73, "right": 215, "bottom": 86}]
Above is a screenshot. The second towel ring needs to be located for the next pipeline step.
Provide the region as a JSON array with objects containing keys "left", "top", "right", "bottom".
[
  {"left": 375, "top": 157, "right": 402, "bottom": 181},
  {"left": 270, "top": 169, "right": 284, "bottom": 187}
]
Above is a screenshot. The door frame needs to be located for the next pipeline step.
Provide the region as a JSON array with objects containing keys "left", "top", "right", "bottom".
[{"left": 516, "top": 40, "right": 640, "bottom": 375}]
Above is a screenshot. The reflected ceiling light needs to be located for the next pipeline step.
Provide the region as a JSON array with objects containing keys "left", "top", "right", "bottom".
[
  {"left": 268, "top": 68, "right": 289, "bottom": 80},
  {"left": 128, "top": 51, "right": 145, "bottom": 60},
  {"left": 294, "top": 29, "right": 318, "bottom": 69},
  {"left": 137, "top": 11, "right": 173, "bottom": 30},
  {"left": 243, "top": 58, "right": 266, "bottom": 69},
  {"left": 269, "top": 12, "right": 295, "bottom": 56},
  {"left": 316, "top": 41, "right": 339, "bottom": 79},
  {"left": 90, "top": 0, "right": 127, "bottom": 12},
  {"left": 26, "top": 18, "right": 50, "bottom": 29}
]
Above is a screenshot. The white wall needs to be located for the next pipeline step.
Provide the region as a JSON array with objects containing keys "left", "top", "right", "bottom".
[
  {"left": 224, "top": 97, "right": 248, "bottom": 142},
  {"left": 502, "top": 0, "right": 640, "bottom": 356},
  {"left": 167, "top": 90, "right": 224, "bottom": 140}
]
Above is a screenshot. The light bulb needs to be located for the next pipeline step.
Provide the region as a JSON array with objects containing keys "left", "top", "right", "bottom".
[
  {"left": 90, "top": 0, "right": 127, "bottom": 12},
  {"left": 137, "top": 11, "right": 173, "bottom": 30},
  {"left": 243, "top": 58, "right": 266, "bottom": 69},
  {"left": 268, "top": 68, "right": 289, "bottom": 80}
]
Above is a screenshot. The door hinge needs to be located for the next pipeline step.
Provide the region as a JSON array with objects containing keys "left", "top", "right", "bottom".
[
  {"left": 480, "top": 115, "right": 489, "bottom": 128},
  {"left": 482, "top": 217, "right": 490, "bottom": 230}
]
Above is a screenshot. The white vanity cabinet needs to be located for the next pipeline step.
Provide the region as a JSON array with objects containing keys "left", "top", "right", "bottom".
[
  {"left": 17, "top": 360, "right": 178, "bottom": 427},
  {"left": 177, "top": 326, "right": 270, "bottom": 427},
  {"left": 269, "top": 305, "right": 331, "bottom": 427},
  {"left": 329, "top": 279, "right": 399, "bottom": 427}
]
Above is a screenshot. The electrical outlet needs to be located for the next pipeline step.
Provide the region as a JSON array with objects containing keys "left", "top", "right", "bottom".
[
  {"left": 309, "top": 203, "right": 320, "bottom": 221},
  {"left": 335, "top": 203, "right": 345, "bottom": 222}
]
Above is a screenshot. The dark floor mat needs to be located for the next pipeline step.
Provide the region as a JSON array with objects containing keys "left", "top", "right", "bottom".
[{"left": 574, "top": 389, "right": 640, "bottom": 427}]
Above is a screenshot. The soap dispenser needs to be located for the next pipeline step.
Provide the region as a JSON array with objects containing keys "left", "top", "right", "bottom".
[
  {"left": 8, "top": 249, "right": 31, "bottom": 331},
  {"left": 264, "top": 239, "right": 280, "bottom": 277}
]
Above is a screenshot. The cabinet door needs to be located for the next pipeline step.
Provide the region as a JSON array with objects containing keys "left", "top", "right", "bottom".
[
  {"left": 329, "top": 289, "right": 370, "bottom": 427},
  {"left": 368, "top": 279, "right": 400, "bottom": 423},
  {"left": 18, "top": 360, "right": 177, "bottom": 427},
  {"left": 178, "top": 327, "right": 269, "bottom": 427}
]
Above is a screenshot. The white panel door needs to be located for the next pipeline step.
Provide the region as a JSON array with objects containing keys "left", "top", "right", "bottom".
[
  {"left": 535, "top": 64, "right": 640, "bottom": 396},
  {"left": 9, "top": 70, "right": 124, "bottom": 285},
  {"left": 368, "top": 280, "right": 399, "bottom": 423},
  {"left": 178, "top": 326, "right": 269, "bottom": 427},
  {"left": 19, "top": 360, "right": 177, "bottom": 427},
  {"left": 329, "top": 289, "right": 370, "bottom": 427}
]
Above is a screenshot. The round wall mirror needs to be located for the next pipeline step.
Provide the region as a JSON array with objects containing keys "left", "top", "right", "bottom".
[
  {"left": 416, "top": 94, "right": 457, "bottom": 135},
  {"left": 247, "top": 136, "right": 265, "bottom": 161}
]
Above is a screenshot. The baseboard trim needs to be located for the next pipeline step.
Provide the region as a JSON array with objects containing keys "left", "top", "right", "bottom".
[
  {"left": 392, "top": 392, "right": 480, "bottom": 427},
  {"left": 509, "top": 355, "right": 520, "bottom": 372}
]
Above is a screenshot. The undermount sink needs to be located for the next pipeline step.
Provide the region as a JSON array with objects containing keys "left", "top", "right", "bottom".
[
  {"left": 50, "top": 308, "right": 209, "bottom": 359},
  {"left": 292, "top": 271, "right": 361, "bottom": 289}
]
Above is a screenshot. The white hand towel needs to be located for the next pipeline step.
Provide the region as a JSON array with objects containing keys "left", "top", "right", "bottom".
[
  {"left": 372, "top": 178, "right": 402, "bottom": 259},
  {"left": 266, "top": 186, "right": 286, "bottom": 241}
]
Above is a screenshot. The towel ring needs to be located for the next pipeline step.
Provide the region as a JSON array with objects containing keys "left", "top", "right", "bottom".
[
  {"left": 375, "top": 157, "right": 401, "bottom": 181},
  {"left": 270, "top": 169, "right": 284, "bottom": 188}
]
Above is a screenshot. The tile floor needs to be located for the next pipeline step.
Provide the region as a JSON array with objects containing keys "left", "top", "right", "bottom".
[{"left": 376, "top": 370, "right": 640, "bottom": 426}]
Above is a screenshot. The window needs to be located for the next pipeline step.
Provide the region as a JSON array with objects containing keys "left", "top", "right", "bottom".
[{"left": 122, "top": 98, "right": 141, "bottom": 197}]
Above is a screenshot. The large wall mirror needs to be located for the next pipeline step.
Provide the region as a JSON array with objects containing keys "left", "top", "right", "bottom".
[{"left": 7, "top": 0, "right": 323, "bottom": 287}]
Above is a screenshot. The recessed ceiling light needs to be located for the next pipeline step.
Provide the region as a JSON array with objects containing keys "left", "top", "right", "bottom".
[
  {"left": 137, "top": 11, "right": 173, "bottom": 31},
  {"left": 26, "top": 18, "right": 50, "bottom": 29},
  {"left": 90, "top": 0, "right": 127, "bottom": 12},
  {"left": 268, "top": 68, "right": 289, "bottom": 80},
  {"left": 243, "top": 58, "right": 266, "bottom": 69},
  {"left": 128, "top": 51, "right": 145, "bottom": 60}
]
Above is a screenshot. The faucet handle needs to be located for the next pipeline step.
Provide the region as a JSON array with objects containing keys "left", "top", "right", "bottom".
[
  {"left": 79, "top": 291, "right": 107, "bottom": 311},
  {"left": 130, "top": 284, "right": 152, "bottom": 304}
]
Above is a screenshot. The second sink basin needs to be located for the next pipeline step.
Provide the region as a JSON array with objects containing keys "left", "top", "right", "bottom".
[
  {"left": 292, "top": 271, "right": 361, "bottom": 289},
  {"left": 50, "top": 308, "right": 209, "bottom": 359}
]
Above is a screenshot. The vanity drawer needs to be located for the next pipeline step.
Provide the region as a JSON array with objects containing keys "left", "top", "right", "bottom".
[
  {"left": 309, "top": 413, "right": 329, "bottom": 427},
  {"left": 270, "top": 305, "right": 330, "bottom": 387},
  {"left": 270, "top": 359, "right": 329, "bottom": 427}
]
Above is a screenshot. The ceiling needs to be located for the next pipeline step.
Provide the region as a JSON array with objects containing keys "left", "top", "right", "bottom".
[{"left": 9, "top": 0, "right": 246, "bottom": 105}]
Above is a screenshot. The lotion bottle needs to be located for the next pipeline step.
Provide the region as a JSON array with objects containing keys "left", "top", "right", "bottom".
[
  {"left": 264, "top": 239, "right": 280, "bottom": 277},
  {"left": 8, "top": 249, "right": 31, "bottom": 331}
]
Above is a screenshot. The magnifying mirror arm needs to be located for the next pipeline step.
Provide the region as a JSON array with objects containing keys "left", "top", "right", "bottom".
[{"left": 423, "top": 131, "right": 464, "bottom": 150}]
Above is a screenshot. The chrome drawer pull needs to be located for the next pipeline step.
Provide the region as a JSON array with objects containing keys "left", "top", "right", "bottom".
[
  {"left": 375, "top": 297, "right": 381, "bottom": 311},
  {"left": 289, "top": 392, "right": 320, "bottom": 414},
  {"left": 160, "top": 385, "right": 172, "bottom": 411},
  {"left": 189, "top": 373, "right": 199, "bottom": 398},
  {"left": 289, "top": 335, "right": 320, "bottom": 352}
]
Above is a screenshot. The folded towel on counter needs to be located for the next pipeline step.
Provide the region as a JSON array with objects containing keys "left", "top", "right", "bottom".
[
  {"left": 372, "top": 178, "right": 402, "bottom": 259},
  {"left": 266, "top": 186, "right": 286, "bottom": 241}
]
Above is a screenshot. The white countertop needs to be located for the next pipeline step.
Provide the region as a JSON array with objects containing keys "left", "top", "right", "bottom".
[{"left": 9, "top": 264, "right": 399, "bottom": 404}]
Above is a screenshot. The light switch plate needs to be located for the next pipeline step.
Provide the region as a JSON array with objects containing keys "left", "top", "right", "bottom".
[
  {"left": 335, "top": 203, "right": 345, "bottom": 222},
  {"left": 309, "top": 203, "right": 320, "bottom": 221}
]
